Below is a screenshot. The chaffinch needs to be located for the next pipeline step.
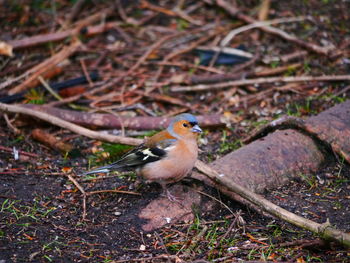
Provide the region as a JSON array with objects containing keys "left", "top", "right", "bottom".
[{"left": 84, "top": 113, "right": 202, "bottom": 200}]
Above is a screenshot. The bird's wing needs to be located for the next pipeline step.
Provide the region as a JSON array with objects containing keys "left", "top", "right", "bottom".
[{"left": 82, "top": 138, "right": 177, "bottom": 175}]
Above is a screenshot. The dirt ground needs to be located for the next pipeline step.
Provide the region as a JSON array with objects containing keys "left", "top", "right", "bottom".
[
  {"left": 1, "top": 0, "right": 350, "bottom": 262},
  {"left": 1, "top": 122, "right": 349, "bottom": 262}
]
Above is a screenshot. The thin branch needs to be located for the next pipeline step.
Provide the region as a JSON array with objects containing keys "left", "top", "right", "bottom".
[
  {"left": 0, "top": 145, "right": 39, "bottom": 158},
  {"left": 0, "top": 102, "right": 142, "bottom": 146},
  {"left": 38, "top": 76, "right": 63, "bottom": 101},
  {"left": 64, "top": 0, "right": 87, "bottom": 27},
  {"left": 171, "top": 75, "right": 350, "bottom": 92},
  {"left": 7, "top": 40, "right": 81, "bottom": 95},
  {"left": 3, "top": 113, "right": 21, "bottom": 135},
  {"left": 127, "top": 32, "right": 185, "bottom": 75},
  {"left": 221, "top": 16, "right": 307, "bottom": 46},
  {"left": 154, "top": 25, "right": 226, "bottom": 83},
  {"left": 79, "top": 173, "right": 129, "bottom": 181},
  {"left": 8, "top": 22, "right": 120, "bottom": 50},
  {"left": 196, "top": 190, "right": 235, "bottom": 215},
  {"left": 66, "top": 173, "right": 87, "bottom": 220},
  {"left": 195, "top": 160, "right": 350, "bottom": 248},
  {"left": 86, "top": 189, "right": 141, "bottom": 196},
  {"left": 140, "top": 0, "right": 203, "bottom": 25},
  {"left": 215, "top": 0, "right": 335, "bottom": 55}
]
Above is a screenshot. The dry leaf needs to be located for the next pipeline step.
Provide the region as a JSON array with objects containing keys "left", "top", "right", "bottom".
[{"left": 0, "top": 41, "right": 14, "bottom": 57}]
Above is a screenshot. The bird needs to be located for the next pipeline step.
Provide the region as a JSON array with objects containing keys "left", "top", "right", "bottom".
[{"left": 83, "top": 113, "right": 202, "bottom": 200}]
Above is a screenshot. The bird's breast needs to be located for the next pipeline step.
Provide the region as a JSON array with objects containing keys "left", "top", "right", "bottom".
[{"left": 140, "top": 139, "right": 198, "bottom": 183}]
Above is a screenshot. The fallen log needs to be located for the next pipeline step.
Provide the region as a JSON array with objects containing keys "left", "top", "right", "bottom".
[
  {"left": 31, "top": 129, "right": 73, "bottom": 153},
  {"left": 192, "top": 100, "right": 350, "bottom": 194},
  {"left": 20, "top": 104, "right": 225, "bottom": 130},
  {"left": 196, "top": 129, "right": 324, "bottom": 193}
]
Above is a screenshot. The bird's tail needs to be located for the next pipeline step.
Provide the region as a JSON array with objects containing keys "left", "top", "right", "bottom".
[{"left": 81, "top": 162, "right": 123, "bottom": 176}]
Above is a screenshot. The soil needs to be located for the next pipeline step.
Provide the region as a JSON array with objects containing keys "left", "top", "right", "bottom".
[{"left": 1, "top": 123, "right": 349, "bottom": 262}]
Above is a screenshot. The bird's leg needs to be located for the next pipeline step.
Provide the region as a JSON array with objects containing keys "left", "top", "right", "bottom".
[{"left": 160, "top": 183, "right": 179, "bottom": 202}]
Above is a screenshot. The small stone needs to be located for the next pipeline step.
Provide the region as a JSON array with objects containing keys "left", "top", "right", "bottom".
[
  {"left": 316, "top": 175, "right": 324, "bottom": 185},
  {"left": 139, "top": 244, "right": 146, "bottom": 251}
]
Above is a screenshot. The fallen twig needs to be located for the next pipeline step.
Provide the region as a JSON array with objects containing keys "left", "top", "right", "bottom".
[
  {"left": 180, "top": 61, "right": 298, "bottom": 86},
  {"left": 94, "top": 103, "right": 157, "bottom": 117},
  {"left": 38, "top": 76, "right": 63, "bottom": 101},
  {"left": 63, "top": 0, "right": 87, "bottom": 27},
  {"left": 140, "top": 0, "right": 202, "bottom": 25},
  {"left": 115, "top": 0, "right": 139, "bottom": 25},
  {"left": 86, "top": 189, "right": 140, "bottom": 196},
  {"left": 195, "top": 160, "right": 350, "bottom": 248},
  {"left": 0, "top": 145, "right": 39, "bottom": 158},
  {"left": 186, "top": 225, "right": 208, "bottom": 251},
  {"left": 258, "top": 0, "right": 271, "bottom": 21},
  {"left": 215, "top": 0, "right": 335, "bottom": 56},
  {"left": 196, "top": 190, "right": 235, "bottom": 215},
  {"left": 171, "top": 74, "right": 350, "bottom": 92},
  {"left": 112, "top": 254, "right": 180, "bottom": 263},
  {"left": 0, "top": 102, "right": 142, "bottom": 146},
  {"left": 334, "top": 85, "right": 350, "bottom": 97},
  {"left": 278, "top": 238, "right": 325, "bottom": 248},
  {"left": 66, "top": 173, "right": 87, "bottom": 220},
  {"left": 79, "top": 174, "right": 129, "bottom": 181},
  {"left": 3, "top": 113, "right": 21, "bottom": 135},
  {"left": 154, "top": 25, "right": 227, "bottom": 82},
  {"left": 1, "top": 9, "right": 113, "bottom": 92},
  {"left": 8, "top": 22, "right": 120, "bottom": 50},
  {"left": 148, "top": 61, "right": 224, "bottom": 74},
  {"left": 127, "top": 32, "right": 185, "bottom": 75},
  {"left": 221, "top": 16, "right": 307, "bottom": 46},
  {"left": 215, "top": 211, "right": 243, "bottom": 249},
  {"left": 254, "top": 63, "right": 302, "bottom": 77},
  {"left": 7, "top": 40, "right": 81, "bottom": 95},
  {"left": 0, "top": 72, "right": 98, "bottom": 104},
  {"left": 279, "top": 50, "right": 308, "bottom": 63},
  {"left": 133, "top": 90, "right": 191, "bottom": 108},
  {"left": 85, "top": 31, "right": 186, "bottom": 99}
]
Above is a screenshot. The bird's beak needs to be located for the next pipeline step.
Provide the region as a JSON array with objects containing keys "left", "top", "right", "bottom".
[{"left": 191, "top": 124, "right": 202, "bottom": 133}]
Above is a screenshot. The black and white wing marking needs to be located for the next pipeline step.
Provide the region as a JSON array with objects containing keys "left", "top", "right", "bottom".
[{"left": 83, "top": 139, "right": 176, "bottom": 175}]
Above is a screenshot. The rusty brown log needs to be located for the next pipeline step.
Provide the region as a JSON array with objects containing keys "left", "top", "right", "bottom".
[
  {"left": 194, "top": 129, "right": 324, "bottom": 193},
  {"left": 305, "top": 101, "right": 350, "bottom": 163},
  {"left": 21, "top": 104, "right": 225, "bottom": 130},
  {"left": 192, "top": 100, "right": 350, "bottom": 194},
  {"left": 31, "top": 129, "right": 73, "bottom": 153}
]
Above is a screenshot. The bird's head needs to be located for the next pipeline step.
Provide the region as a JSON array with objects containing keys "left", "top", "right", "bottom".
[{"left": 167, "top": 113, "right": 202, "bottom": 140}]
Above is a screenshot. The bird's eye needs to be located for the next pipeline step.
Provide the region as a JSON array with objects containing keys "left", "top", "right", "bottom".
[{"left": 183, "top": 123, "right": 188, "bottom": 127}]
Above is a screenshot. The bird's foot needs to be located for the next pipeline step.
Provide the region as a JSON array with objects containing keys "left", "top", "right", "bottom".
[
  {"left": 159, "top": 184, "right": 183, "bottom": 204},
  {"left": 159, "top": 188, "right": 182, "bottom": 204},
  {"left": 165, "top": 189, "right": 179, "bottom": 202}
]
